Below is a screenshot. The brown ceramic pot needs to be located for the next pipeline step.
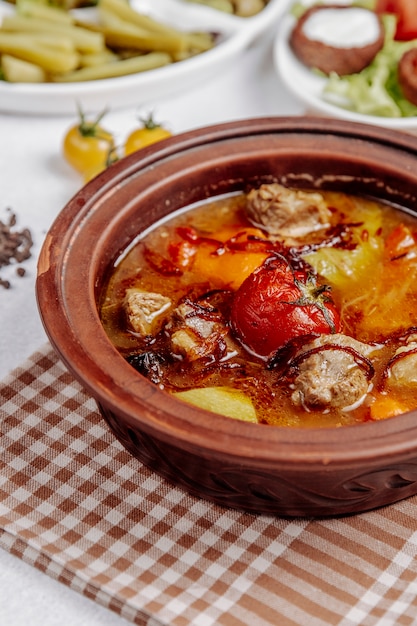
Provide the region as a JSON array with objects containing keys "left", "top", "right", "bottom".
[{"left": 37, "top": 117, "right": 417, "bottom": 518}]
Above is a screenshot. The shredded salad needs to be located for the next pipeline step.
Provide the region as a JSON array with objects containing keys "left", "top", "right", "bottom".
[{"left": 291, "top": 1, "right": 417, "bottom": 118}]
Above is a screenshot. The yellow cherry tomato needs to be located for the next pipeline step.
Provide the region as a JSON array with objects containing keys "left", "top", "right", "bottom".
[
  {"left": 63, "top": 107, "right": 115, "bottom": 174},
  {"left": 83, "top": 145, "right": 119, "bottom": 183},
  {"left": 124, "top": 113, "right": 172, "bottom": 156},
  {"left": 83, "top": 161, "right": 108, "bottom": 184}
]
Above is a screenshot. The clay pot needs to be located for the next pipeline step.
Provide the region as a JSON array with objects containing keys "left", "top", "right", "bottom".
[{"left": 37, "top": 117, "right": 417, "bottom": 517}]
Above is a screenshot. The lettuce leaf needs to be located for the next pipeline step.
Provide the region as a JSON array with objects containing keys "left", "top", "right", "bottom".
[{"left": 322, "top": 14, "right": 417, "bottom": 118}]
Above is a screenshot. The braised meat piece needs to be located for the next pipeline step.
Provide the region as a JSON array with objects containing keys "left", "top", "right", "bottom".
[
  {"left": 386, "top": 333, "right": 417, "bottom": 386},
  {"left": 124, "top": 288, "right": 172, "bottom": 337},
  {"left": 290, "top": 334, "right": 377, "bottom": 411},
  {"left": 126, "top": 351, "right": 166, "bottom": 385},
  {"left": 245, "top": 183, "right": 331, "bottom": 240},
  {"left": 290, "top": 5, "right": 384, "bottom": 76},
  {"left": 168, "top": 300, "right": 231, "bottom": 362},
  {"left": 398, "top": 48, "right": 417, "bottom": 107}
]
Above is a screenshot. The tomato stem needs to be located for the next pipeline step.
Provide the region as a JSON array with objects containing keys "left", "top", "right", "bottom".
[
  {"left": 77, "top": 103, "right": 110, "bottom": 139},
  {"left": 139, "top": 111, "right": 162, "bottom": 130}
]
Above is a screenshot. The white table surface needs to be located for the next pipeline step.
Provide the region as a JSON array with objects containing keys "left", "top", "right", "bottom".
[{"left": 0, "top": 25, "right": 303, "bottom": 626}]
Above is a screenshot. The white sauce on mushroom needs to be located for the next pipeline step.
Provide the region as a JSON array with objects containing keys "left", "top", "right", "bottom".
[{"left": 302, "top": 8, "right": 381, "bottom": 48}]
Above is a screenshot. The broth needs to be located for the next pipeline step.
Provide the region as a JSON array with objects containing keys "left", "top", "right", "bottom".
[{"left": 100, "top": 186, "right": 417, "bottom": 428}]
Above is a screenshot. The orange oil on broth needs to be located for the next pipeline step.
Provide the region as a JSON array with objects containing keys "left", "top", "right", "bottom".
[{"left": 99, "top": 190, "right": 417, "bottom": 428}]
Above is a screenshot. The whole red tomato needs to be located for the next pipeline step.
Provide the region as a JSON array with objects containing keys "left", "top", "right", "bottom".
[
  {"left": 375, "top": 0, "right": 417, "bottom": 41},
  {"left": 230, "top": 254, "right": 341, "bottom": 359}
]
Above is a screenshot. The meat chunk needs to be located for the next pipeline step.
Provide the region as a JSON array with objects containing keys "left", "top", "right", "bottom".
[
  {"left": 245, "top": 183, "right": 331, "bottom": 240},
  {"left": 290, "top": 334, "right": 377, "bottom": 411},
  {"left": 290, "top": 5, "right": 384, "bottom": 76},
  {"left": 398, "top": 48, "right": 417, "bottom": 107},
  {"left": 387, "top": 333, "right": 417, "bottom": 386},
  {"left": 124, "top": 288, "right": 171, "bottom": 337},
  {"left": 168, "top": 300, "right": 230, "bottom": 362}
]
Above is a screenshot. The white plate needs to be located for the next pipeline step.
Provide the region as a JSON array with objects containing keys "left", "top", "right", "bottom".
[
  {"left": 0, "top": 0, "right": 288, "bottom": 116},
  {"left": 273, "top": 0, "right": 417, "bottom": 129}
]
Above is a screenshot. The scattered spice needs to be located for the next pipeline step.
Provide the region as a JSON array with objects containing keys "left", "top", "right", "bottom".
[{"left": 0, "top": 209, "right": 33, "bottom": 289}]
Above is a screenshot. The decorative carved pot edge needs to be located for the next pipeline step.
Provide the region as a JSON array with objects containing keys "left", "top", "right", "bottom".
[{"left": 99, "top": 403, "right": 417, "bottom": 518}]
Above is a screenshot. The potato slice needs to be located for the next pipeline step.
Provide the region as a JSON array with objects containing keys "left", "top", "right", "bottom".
[{"left": 173, "top": 386, "right": 258, "bottom": 422}]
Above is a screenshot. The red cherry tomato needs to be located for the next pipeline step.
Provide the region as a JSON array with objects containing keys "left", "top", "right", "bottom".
[
  {"left": 230, "top": 254, "right": 341, "bottom": 359},
  {"left": 375, "top": 0, "right": 417, "bottom": 41},
  {"left": 375, "top": 0, "right": 398, "bottom": 10}
]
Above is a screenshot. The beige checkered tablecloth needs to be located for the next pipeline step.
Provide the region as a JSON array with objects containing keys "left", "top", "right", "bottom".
[{"left": 2, "top": 344, "right": 417, "bottom": 625}]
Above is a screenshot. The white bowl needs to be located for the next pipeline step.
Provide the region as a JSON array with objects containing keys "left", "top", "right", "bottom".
[
  {"left": 0, "top": 0, "right": 288, "bottom": 115},
  {"left": 273, "top": 0, "right": 417, "bottom": 130}
]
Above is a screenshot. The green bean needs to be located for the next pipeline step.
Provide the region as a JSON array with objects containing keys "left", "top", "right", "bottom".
[
  {"left": 23, "top": 33, "right": 75, "bottom": 53},
  {"left": 1, "top": 53, "right": 46, "bottom": 82},
  {"left": 0, "top": 0, "right": 215, "bottom": 85},
  {"left": 1, "top": 15, "right": 105, "bottom": 53},
  {"left": 79, "top": 49, "right": 119, "bottom": 67},
  {"left": 0, "top": 33, "right": 80, "bottom": 72},
  {"left": 17, "top": 0, "right": 74, "bottom": 25},
  {"left": 99, "top": 0, "right": 183, "bottom": 37},
  {"left": 95, "top": 10, "right": 187, "bottom": 54},
  {"left": 96, "top": 1, "right": 214, "bottom": 54},
  {"left": 182, "top": 32, "right": 216, "bottom": 52},
  {"left": 53, "top": 51, "right": 171, "bottom": 81}
]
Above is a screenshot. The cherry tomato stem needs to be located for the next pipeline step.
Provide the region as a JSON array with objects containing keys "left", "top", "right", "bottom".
[{"left": 63, "top": 107, "right": 115, "bottom": 174}]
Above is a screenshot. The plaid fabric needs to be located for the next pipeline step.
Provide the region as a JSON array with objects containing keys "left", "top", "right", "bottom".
[{"left": 2, "top": 344, "right": 417, "bottom": 626}]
